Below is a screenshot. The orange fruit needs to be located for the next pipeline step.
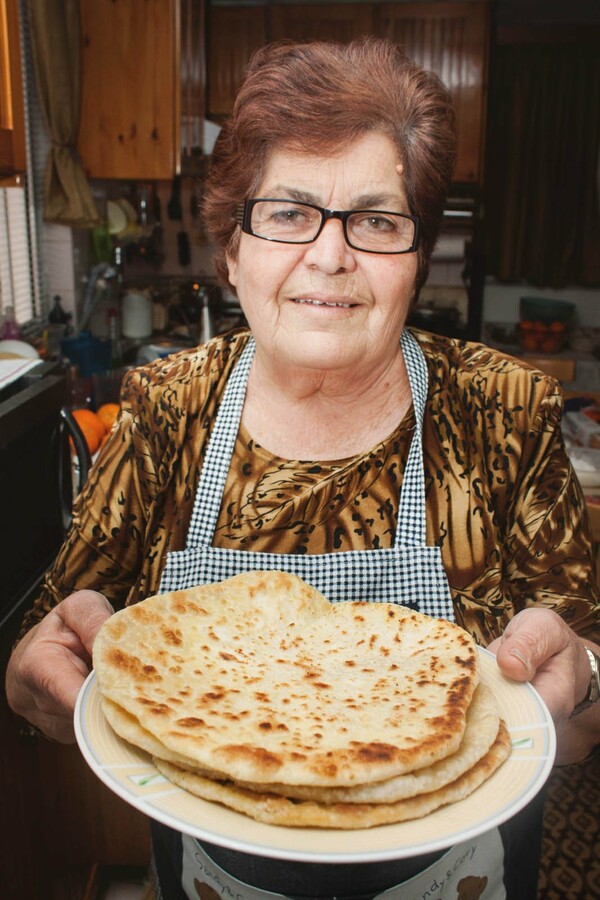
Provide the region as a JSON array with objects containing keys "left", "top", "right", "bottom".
[
  {"left": 96, "top": 402, "right": 120, "bottom": 432},
  {"left": 520, "top": 334, "right": 539, "bottom": 352},
  {"left": 75, "top": 422, "right": 101, "bottom": 454},
  {"left": 71, "top": 408, "right": 106, "bottom": 454}
]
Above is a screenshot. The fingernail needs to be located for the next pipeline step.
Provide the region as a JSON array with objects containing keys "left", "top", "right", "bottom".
[{"left": 509, "top": 648, "right": 534, "bottom": 678}]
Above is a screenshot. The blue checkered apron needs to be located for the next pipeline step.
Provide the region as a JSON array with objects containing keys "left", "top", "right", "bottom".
[
  {"left": 153, "top": 330, "right": 463, "bottom": 900},
  {"left": 158, "top": 330, "right": 454, "bottom": 620}
]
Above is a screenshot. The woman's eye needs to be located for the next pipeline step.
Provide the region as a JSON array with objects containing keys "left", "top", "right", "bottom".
[
  {"left": 270, "top": 207, "right": 310, "bottom": 226},
  {"left": 359, "top": 215, "right": 396, "bottom": 232}
]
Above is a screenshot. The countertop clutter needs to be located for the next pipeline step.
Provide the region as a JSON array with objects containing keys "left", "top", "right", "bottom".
[{"left": 482, "top": 322, "right": 600, "bottom": 393}]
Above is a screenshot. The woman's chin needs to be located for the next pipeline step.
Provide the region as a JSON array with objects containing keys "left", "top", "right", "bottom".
[{"left": 270, "top": 330, "right": 372, "bottom": 373}]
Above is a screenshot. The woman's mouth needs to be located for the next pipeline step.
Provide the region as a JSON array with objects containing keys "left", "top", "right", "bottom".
[{"left": 291, "top": 297, "right": 354, "bottom": 308}]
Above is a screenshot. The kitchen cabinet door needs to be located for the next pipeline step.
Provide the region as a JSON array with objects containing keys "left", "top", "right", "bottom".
[
  {"left": 207, "top": 5, "right": 266, "bottom": 118},
  {"left": 268, "top": 3, "right": 375, "bottom": 43},
  {"left": 378, "top": 1, "right": 490, "bottom": 184},
  {"left": 0, "top": 0, "right": 26, "bottom": 177},
  {"left": 77, "top": 0, "right": 180, "bottom": 180}
]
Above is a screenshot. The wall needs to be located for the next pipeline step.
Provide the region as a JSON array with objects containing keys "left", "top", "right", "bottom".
[{"left": 483, "top": 281, "right": 600, "bottom": 328}]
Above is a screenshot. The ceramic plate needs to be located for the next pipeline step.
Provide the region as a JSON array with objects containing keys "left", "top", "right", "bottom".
[
  {"left": 74, "top": 647, "right": 555, "bottom": 864},
  {"left": 106, "top": 200, "right": 128, "bottom": 236}
]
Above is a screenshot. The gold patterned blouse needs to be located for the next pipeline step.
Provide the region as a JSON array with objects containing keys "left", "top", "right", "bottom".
[{"left": 20, "top": 328, "right": 599, "bottom": 647}]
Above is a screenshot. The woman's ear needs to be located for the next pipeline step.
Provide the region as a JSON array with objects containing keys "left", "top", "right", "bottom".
[{"left": 225, "top": 253, "right": 238, "bottom": 288}]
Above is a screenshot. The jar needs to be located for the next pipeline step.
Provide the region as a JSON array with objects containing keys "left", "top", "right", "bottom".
[{"left": 122, "top": 290, "right": 153, "bottom": 339}]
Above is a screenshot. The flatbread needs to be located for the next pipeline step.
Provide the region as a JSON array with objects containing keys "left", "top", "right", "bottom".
[
  {"left": 102, "top": 683, "right": 500, "bottom": 803},
  {"left": 233, "top": 684, "right": 499, "bottom": 803},
  {"left": 93, "top": 571, "right": 479, "bottom": 787},
  {"left": 152, "top": 721, "right": 511, "bottom": 829}
]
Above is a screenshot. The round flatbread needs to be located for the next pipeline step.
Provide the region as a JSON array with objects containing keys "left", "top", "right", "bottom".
[
  {"left": 152, "top": 722, "right": 511, "bottom": 829},
  {"left": 103, "top": 682, "right": 500, "bottom": 803},
  {"left": 234, "top": 683, "right": 500, "bottom": 803},
  {"left": 93, "top": 571, "right": 479, "bottom": 787}
]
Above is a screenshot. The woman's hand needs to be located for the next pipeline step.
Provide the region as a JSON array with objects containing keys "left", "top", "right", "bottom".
[
  {"left": 5, "top": 591, "right": 114, "bottom": 744},
  {"left": 487, "top": 608, "right": 600, "bottom": 764}
]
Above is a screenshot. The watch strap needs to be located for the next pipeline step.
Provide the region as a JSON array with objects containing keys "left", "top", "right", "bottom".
[{"left": 570, "top": 646, "right": 600, "bottom": 718}]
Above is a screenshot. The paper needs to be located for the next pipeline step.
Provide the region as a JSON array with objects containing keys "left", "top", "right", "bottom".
[{"left": 0, "top": 358, "right": 40, "bottom": 391}]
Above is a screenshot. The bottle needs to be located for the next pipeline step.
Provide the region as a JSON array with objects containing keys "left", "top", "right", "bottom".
[
  {"left": 200, "top": 289, "right": 214, "bottom": 343},
  {"left": 47, "top": 295, "right": 71, "bottom": 358},
  {"left": 107, "top": 307, "right": 122, "bottom": 368},
  {"left": 49, "top": 294, "right": 70, "bottom": 324},
  {"left": 0, "top": 306, "right": 22, "bottom": 340}
]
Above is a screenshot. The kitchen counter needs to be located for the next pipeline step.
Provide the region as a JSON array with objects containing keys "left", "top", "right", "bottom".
[{"left": 482, "top": 323, "right": 600, "bottom": 391}]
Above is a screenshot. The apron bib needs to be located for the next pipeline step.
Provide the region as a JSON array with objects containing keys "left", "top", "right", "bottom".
[{"left": 154, "top": 330, "right": 508, "bottom": 899}]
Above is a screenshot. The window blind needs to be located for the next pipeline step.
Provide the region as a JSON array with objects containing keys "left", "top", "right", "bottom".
[
  {"left": 0, "top": 180, "right": 37, "bottom": 325},
  {"left": 0, "top": 0, "right": 43, "bottom": 332}
]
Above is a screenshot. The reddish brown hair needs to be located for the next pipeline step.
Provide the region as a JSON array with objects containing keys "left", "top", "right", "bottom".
[{"left": 203, "top": 37, "right": 457, "bottom": 299}]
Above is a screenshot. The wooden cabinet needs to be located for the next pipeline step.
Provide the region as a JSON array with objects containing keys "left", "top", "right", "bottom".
[
  {"left": 77, "top": 0, "right": 180, "bottom": 180},
  {"left": 0, "top": 0, "right": 26, "bottom": 177},
  {"left": 0, "top": 634, "right": 151, "bottom": 897},
  {"left": 205, "top": 0, "right": 490, "bottom": 185},
  {"left": 269, "top": 2, "right": 375, "bottom": 43},
  {"left": 378, "top": 2, "right": 490, "bottom": 183},
  {"left": 207, "top": 5, "right": 266, "bottom": 118}
]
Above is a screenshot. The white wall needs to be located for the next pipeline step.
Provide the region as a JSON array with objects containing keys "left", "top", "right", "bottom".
[{"left": 483, "top": 280, "right": 600, "bottom": 327}]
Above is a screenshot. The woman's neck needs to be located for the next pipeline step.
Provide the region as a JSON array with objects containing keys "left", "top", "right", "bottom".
[{"left": 241, "top": 346, "right": 412, "bottom": 460}]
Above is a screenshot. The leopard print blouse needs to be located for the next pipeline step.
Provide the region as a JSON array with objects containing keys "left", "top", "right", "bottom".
[{"left": 20, "top": 328, "right": 599, "bottom": 647}]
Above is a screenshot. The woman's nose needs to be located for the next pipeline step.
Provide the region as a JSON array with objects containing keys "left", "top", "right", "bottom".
[{"left": 303, "top": 219, "right": 357, "bottom": 273}]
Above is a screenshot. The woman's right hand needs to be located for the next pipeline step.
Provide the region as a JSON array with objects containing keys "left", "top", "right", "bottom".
[{"left": 5, "top": 590, "right": 114, "bottom": 743}]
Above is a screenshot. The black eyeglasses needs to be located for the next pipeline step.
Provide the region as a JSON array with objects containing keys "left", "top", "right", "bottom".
[{"left": 236, "top": 199, "right": 420, "bottom": 255}]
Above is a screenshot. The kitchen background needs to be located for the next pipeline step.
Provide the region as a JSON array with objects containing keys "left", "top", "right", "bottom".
[
  {"left": 2, "top": 0, "right": 600, "bottom": 392},
  {"left": 1, "top": 2, "right": 600, "bottom": 899}
]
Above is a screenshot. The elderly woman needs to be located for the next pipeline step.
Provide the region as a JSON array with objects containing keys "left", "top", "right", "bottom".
[{"left": 6, "top": 37, "right": 599, "bottom": 900}]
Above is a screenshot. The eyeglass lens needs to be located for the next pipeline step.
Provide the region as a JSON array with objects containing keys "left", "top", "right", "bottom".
[{"left": 249, "top": 200, "right": 416, "bottom": 252}]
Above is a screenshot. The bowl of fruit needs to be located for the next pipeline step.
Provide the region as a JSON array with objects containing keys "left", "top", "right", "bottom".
[{"left": 518, "top": 296, "right": 575, "bottom": 354}]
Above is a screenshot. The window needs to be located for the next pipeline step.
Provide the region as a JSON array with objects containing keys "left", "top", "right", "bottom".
[{"left": 0, "top": 178, "right": 39, "bottom": 327}]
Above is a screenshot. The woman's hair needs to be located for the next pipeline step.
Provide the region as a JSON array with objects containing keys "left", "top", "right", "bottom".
[{"left": 203, "top": 37, "right": 457, "bottom": 300}]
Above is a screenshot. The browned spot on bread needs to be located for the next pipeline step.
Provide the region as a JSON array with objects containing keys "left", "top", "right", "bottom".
[
  {"left": 106, "top": 648, "right": 162, "bottom": 682},
  {"left": 351, "top": 742, "right": 397, "bottom": 763},
  {"left": 174, "top": 716, "right": 206, "bottom": 728},
  {"left": 199, "top": 690, "right": 225, "bottom": 702},
  {"left": 161, "top": 627, "right": 183, "bottom": 646},
  {"left": 216, "top": 744, "right": 283, "bottom": 773}
]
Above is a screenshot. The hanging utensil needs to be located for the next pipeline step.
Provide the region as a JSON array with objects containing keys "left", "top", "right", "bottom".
[
  {"left": 167, "top": 175, "right": 183, "bottom": 221},
  {"left": 177, "top": 229, "right": 191, "bottom": 266}
]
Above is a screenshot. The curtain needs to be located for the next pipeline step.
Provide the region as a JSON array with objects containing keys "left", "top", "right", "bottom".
[
  {"left": 485, "top": 42, "right": 600, "bottom": 288},
  {"left": 26, "top": 0, "right": 100, "bottom": 227}
]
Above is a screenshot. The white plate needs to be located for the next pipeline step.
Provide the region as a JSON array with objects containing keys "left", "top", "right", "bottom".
[
  {"left": 106, "top": 199, "right": 128, "bottom": 236},
  {"left": 0, "top": 339, "right": 39, "bottom": 359},
  {"left": 74, "top": 647, "right": 555, "bottom": 864}
]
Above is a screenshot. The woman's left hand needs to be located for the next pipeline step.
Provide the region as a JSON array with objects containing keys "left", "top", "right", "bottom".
[{"left": 487, "top": 608, "right": 599, "bottom": 764}]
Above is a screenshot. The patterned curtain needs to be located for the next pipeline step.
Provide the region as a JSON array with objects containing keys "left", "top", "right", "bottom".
[{"left": 485, "top": 41, "right": 600, "bottom": 288}]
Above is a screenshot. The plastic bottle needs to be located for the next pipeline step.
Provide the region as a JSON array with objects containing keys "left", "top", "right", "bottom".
[{"left": 0, "top": 306, "right": 22, "bottom": 340}]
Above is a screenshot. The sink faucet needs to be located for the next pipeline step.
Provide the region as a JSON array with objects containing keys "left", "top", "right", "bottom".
[{"left": 79, "top": 262, "right": 117, "bottom": 332}]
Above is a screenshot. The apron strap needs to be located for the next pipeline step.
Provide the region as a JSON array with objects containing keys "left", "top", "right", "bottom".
[
  {"left": 186, "top": 331, "right": 429, "bottom": 549},
  {"left": 186, "top": 337, "right": 255, "bottom": 548},
  {"left": 395, "top": 330, "right": 428, "bottom": 547}
]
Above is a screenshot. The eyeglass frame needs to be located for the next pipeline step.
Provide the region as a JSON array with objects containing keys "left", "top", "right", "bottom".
[{"left": 235, "top": 199, "right": 421, "bottom": 255}]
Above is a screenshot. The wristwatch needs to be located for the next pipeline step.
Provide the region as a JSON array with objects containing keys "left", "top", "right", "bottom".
[{"left": 570, "top": 646, "right": 600, "bottom": 718}]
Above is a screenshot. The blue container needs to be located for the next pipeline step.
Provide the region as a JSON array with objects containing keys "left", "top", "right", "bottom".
[{"left": 61, "top": 331, "right": 112, "bottom": 378}]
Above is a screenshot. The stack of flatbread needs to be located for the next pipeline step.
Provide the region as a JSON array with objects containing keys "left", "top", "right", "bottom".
[{"left": 93, "top": 571, "right": 510, "bottom": 829}]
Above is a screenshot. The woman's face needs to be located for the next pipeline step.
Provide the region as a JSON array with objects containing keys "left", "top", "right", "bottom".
[{"left": 226, "top": 132, "right": 418, "bottom": 375}]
